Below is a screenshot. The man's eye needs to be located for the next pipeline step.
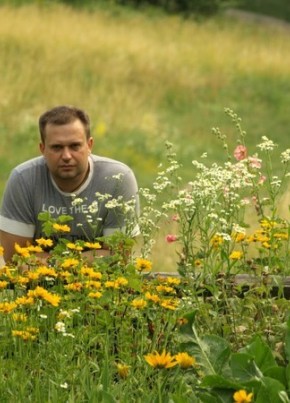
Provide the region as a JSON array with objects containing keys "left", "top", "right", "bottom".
[
  {"left": 71, "top": 144, "right": 81, "bottom": 151},
  {"left": 51, "top": 145, "right": 62, "bottom": 151}
]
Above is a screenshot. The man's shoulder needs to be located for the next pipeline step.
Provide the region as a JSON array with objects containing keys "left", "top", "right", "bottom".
[
  {"left": 13, "top": 156, "right": 46, "bottom": 174},
  {"left": 91, "top": 155, "right": 132, "bottom": 173}
]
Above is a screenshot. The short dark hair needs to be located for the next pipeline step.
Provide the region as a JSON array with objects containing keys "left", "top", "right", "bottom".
[{"left": 39, "top": 105, "right": 91, "bottom": 143}]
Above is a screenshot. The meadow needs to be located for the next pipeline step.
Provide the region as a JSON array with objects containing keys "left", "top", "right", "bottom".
[{"left": 0, "top": 3, "right": 290, "bottom": 401}]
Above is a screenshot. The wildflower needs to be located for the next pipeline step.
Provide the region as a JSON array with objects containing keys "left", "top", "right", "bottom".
[
  {"left": 135, "top": 258, "right": 152, "bottom": 272},
  {"left": 174, "top": 352, "right": 196, "bottom": 369},
  {"left": 0, "top": 301, "right": 17, "bottom": 313},
  {"left": 61, "top": 258, "right": 80, "bottom": 269},
  {"left": 14, "top": 243, "right": 30, "bottom": 258},
  {"left": 52, "top": 223, "right": 70, "bottom": 233},
  {"left": 12, "top": 313, "right": 28, "bottom": 322},
  {"left": 281, "top": 149, "right": 290, "bottom": 163},
  {"left": 229, "top": 251, "right": 243, "bottom": 260},
  {"left": 131, "top": 298, "right": 147, "bottom": 309},
  {"left": 55, "top": 321, "right": 66, "bottom": 333},
  {"left": 210, "top": 234, "right": 224, "bottom": 249},
  {"left": 160, "top": 298, "right": 179, "bottom": 310},
  {"left": 36, "top": 266, "right": 57, "bottom": 278},
  {"left": 27, "top": 245, "right": 43, "bottom": 253},
  {"left": 66, "top": 243, "right": 83, "bottom": 251},
  {"left": 0, "top": 280, "right": 8, "bottom": 289},
  {"left": 83, "top": 242, "right": 101, "bottom": 249},
  {"left": 88, "top": 291, "right": 102, "bottom": 299},
  {"left": 12, "top": 330, "right": 37, "bottom": 341},
  {"left": 80, "top": 266, "right": 102, "bottom": 279},
  {"left": 166, "top": 234, "right": 178, "bottom": 243},
  {"left": 65, "top": 282, "right": 83, "bottom": 292},
  {"left": 248, "top": 156, "right": 262, "bottom": 169},
  {"left": 156, "top": 285, "right": 175, "bottom": 294},
  {"left": 60, "top": 382, "right": 68, "bottom": 389},
  {"left": 257, "top": 136, "right": 277, "bottom": 151},
  {"left": 233, "top": 389, "right": 253, "bottom": 403},
  {"left": 144, "top": 350, "right": 177, "bottom": 369},
  {"left": 234, "top": 145, "right": 247, "bottom": 161},
  {"left": 116, "top": 363, "right": 130, "bottom": 379},
  {"left": 145, "top": 292, "right": 160, "bottom": 303},
  {"left": 0, "top": 246, "right": 4, "bottom": 256},
  {"left": 166, "top": 277, "right": 181, "bottom": 285},
  {"left": 85, "top": 280, "right": 102, "bottom": 289},
  {"left": 28, "top": 286, "right": 61, "bottom": 307},
  {"left": 35, "top": 238, "right": 54, "bottom": 248},
  {"left": 115, "top": 277, "right": 128, "bottom": 287},
  {"left": 15, "top": 296, "right": 35, "bottom": 306}
]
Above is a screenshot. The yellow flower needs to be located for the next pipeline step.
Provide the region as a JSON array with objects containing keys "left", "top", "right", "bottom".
[
  {"left": 135, "top": 258, "right": 152, "bottom": 272},
  {"left": 144, "top": 350, "right": 177, "bottom": 369},
  {"left": 64, "top": 282, "right": 83, "bottom": 292},
  {"left": 66, "top": 242, "right": 83, "bottom": 251},
  {"left": 85, "top": 280, "right": 102, "bottom": 289},
  {"left": 233, "top": 389, "right": 253, "bottom": 403},
  {"left": 229, "top": 251, "right": 243, "bottom": 260},
  {"left": 115, "top": 277, "right": 128, "bottom": 287},
  {"left": 0, "top": 301, "right": 17, "bottom": 313},
  {"left": 80, "top": 266, "right": 102, "bottom": 279},
  {"left": 156, "top": 285, "right": 175, "bottom": 294},
  {"left": 131, "top": 298, "right": 147, "bottom": 309},
  {"left": 88, "top": 291, "right": 102, "bottom": 299},
  {"left": 15, "top": 296, "right": 35, "bottom": 306},
  {"left": 28, "top": 286, "right": 61, "bottom": 307},
  {"left": 165, "top": 277, "right": 181, "bottom": 285},
  {"left": 0, "top": 280, "right": 8, "bottom": 289},
  {"left": 116, "top": 363, "right": 130, "bottom": 379},
  {"left": 14, "top": 243, "right": 30, "bottom": 258},
  {"left": 27, "top": 245, "right": 43, "bottom": 253},
  {"left": 52, "top": 223, "right": 70, "bottom": 233},
  {"left": 35, "top": 238, "right": 54, "bottom": 248},
  {"left": 160, "top": 298, "right": 179, "bottom": 310},
  {"left": 12, "top": 313, "right": 28, "bottom": 322},
  {"left": 12, "top": 330, "right": 37, "bottom": 341},
  {"left": 61, "top": 258, "right": 80, "bottom": 269},
  {"left": 84, "top": 242, "right": 102, "bottom": 249},
  {"left": 0, "top": 246, "right": 4, "bottom": 256},
  {"left": 145, "top": 292, "right": 160, "bottom": 303},
  {"left": 210, "top": 234, "right": 224, "bottom": 249},
  {"left": 36, "top": 266, "right": 57, "bottom": 278},
  {"left": 174, "top": 352, "right": 196, "bottom": 369}
]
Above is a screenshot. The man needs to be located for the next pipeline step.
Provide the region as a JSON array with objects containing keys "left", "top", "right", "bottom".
[{"left": 0, "top": 105, "right": 140, "bottom": 263}]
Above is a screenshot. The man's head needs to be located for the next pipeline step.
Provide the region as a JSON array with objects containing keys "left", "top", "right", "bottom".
[
  {"left": 39, "top": 105, "right": 91, "bottom": 143},
  {"left": 39, "top": 105, "right": 94, "bottom": 192}
]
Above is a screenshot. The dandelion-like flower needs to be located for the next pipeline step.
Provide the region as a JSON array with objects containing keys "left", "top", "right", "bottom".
[
  {"left": 131, "top": 298, "right": 147, "bottom": 309},
  {"left": 135, "top": 258, "right": 152, "bottom": 272},
  {"left": 233, "top": 389, "right": 253, "bottom": 403},
  {"left": 52, "top": 223, "right": 70, "bottom": 233},
  {"left": 229, "top": 251, "right": 243, "bottom": 260},
  {"left": 144, "top": 350, "right": 177, "bottom": 369},
  {"left": 174, "top": 352, "right": 196, "bottom": 369},
  {"left": 116, "top": 363, "right": 130, "bottom": 379}
]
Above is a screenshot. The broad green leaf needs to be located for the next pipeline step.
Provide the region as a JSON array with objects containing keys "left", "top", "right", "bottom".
[
  {"left": 230, "top": 353, "right": 263, "bottom": 381},
  {"left": 240, "top": 335, "right": 277, "bottom": 372},
  {"left": 201, "top": 374, "right": 242, "bottom": 390},
  {"left": 255, "top": 377, "right": 288, "bottom": 403},
  {"left": 180, "top": 331, "right": 230, "bottom": 375},
  {"left": 264, "top": 366, "right": 287, "bottom": 388}
]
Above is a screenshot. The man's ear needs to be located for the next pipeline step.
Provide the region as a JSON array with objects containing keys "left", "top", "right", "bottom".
[{"left": 39, "top": 142, "right": 45, "bottom": 154}]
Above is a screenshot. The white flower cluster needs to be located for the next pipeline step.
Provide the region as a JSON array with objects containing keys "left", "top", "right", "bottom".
[{"left": 257, "top": 136, "right": 277, "bottom": 151}]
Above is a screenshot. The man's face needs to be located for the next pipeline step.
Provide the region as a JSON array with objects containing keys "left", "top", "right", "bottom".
[{"left": 39, "top": 119, "right": 93, "bottom": 192}]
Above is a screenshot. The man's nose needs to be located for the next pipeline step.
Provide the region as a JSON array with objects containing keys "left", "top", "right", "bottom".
[{"left": 61, "top": 147, "right": 72, "bottom": 160}]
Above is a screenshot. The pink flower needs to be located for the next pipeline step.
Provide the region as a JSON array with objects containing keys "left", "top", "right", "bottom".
[
  {"left": 258, "top": 175, "right": 266, "bottom": 185},
  {"left": 234, "top": 145, "right": 247, "bottom": 161},
  {"left": 248, "top": 156, "right": 262, "bottom": 169},
  {"left": 172, "top": 214, "right": 180, "bottom": 222},
  {"left": 166, "top": 234, "right": 178, "bottom": 243}
]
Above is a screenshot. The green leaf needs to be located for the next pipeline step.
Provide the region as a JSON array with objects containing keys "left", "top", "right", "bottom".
[
  {"left": 201, "top": 374, "right": 242, "bottom": 390},
  {"left": 264, "top": 366, "right": 287, "bottom": 388},
  {"left": 255, "top": 377, "right": 288, "bottom": 403},
  {"left": 180, "top": 331, "right": 230, "bottom": 375},
  {"left": 285, "top": 316, "right": 290, "bottom": 362},
  {"left": 230, "top": 353, "right": 263, "bottom": 381},
  {"left": 240, "top": 335, "right": 277, "bottom": 372},
  {"left": 179, "top": 310, "right": 198, "bottom": 337}
]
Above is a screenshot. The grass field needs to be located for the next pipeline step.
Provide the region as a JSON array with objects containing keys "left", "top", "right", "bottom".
[{"left": 0, "top": 2, "right": 289, "bottom": 270}]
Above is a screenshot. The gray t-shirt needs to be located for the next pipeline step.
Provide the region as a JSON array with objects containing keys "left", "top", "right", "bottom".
[{"left": 0, "top": 155, "right": 140, "bottom": 243}]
